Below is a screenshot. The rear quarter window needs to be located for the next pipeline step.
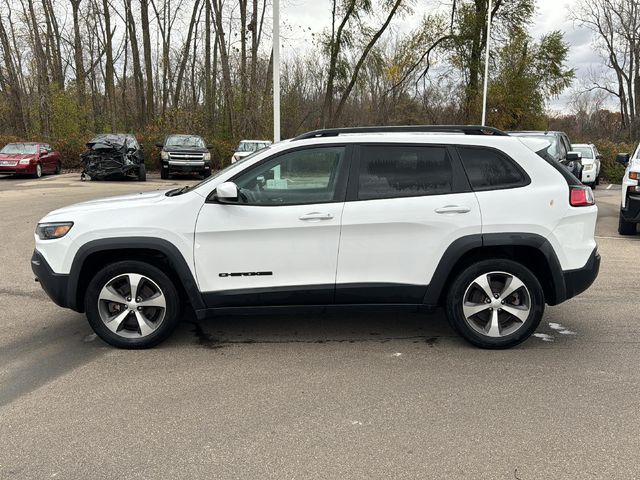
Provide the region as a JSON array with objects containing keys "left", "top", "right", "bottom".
[{"left": 457, "top": 146, "right": 529, "bottom": 191}]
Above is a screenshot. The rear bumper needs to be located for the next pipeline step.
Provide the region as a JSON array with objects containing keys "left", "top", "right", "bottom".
[
  {"left": 556, "top": 247, "right": 600, "bottom": 304},
  {"left": 31, "top": 250, "right": 73, "bottom": 309},
  {"left": 621, "top": 194, "right": 640, "bottom": 222}
]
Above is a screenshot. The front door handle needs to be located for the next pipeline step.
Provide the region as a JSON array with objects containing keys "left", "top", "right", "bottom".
[
  {"left": 299, "top": 212, "right": 334, "bottom": 221},
  {"left": 435, "top": 205, "right": 471, "bottom": 214}
]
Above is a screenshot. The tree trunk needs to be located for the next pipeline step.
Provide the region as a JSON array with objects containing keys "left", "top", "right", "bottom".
[{"left": 140, "top": 0, "right": 154, "bottom": 123}]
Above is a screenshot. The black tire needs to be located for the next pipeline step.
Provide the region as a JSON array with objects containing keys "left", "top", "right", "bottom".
[
  {"left": 160, "top": 167, "right": 169, "bottom": 179},
  {"left": 590, "top": 182, "right": 596, "bottom": 190},
  {"left": 618, "top": 210, "right": 636, "bottom": 235},
  {"left": 202, "top": 169, "right": 211, "bottom": 179},
  {"left": 54, "top": 161, "right": 62, "bottom": 174},
  {"left": 138, "top": 163, "right": 147, "bottom": 181},
  {"left": 84, "top": 261, "right": 182, "bottom": 349},
  {"left": 595, "top": 175, "right": 600, "bottom": 186},
  {"left": 445, "top": 259, "right": 545, "bottom": 349},
  {"left": 33, "top": 163, "right": 42, "bottom": 178}
]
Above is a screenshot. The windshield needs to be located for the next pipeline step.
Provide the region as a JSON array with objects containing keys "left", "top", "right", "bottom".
[
  {"left": 166, "top": 135, "right": 205, "bottom": 148},
  {"left": 237, "top": 141, "right": 269, "bottom": 152},
  {"left": 187, "top": 145, "right": 274, "bottom": 193},
  {"left": 1, "top": 143, "right": 38, "bottom": 154},
  {"left": 573, "top": 146, "right": 593, "bottom": 159}
]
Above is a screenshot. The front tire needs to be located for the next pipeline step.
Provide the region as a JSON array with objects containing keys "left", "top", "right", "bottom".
[
  {"left": 160, "top": 167, "right": 169, "bottom": 179},
  {"left": 445, "top": 259, "right": 545, "bottom": 349},
  {"left": 84, "top": 261, "right": 182, "bottom": 348},
  {"left": 618, "top": 210, "right": 637, "bottom": 235},
  {"left": 33, "top": 163, "right": 42, "bottom": 178},
  {"left": 138, "top": 163, "right": 147, "bottom": 181},
  {"left": 54, "top": 161, "right": 61, "bottom": 174}
]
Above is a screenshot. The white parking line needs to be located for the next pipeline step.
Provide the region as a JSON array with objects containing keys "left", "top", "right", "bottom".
[
  {"left": 595, "top": 235, "right": 640, "bottom": 240},
  {"left": 607, "top": 184, "right": 613, "bottom": 190}
]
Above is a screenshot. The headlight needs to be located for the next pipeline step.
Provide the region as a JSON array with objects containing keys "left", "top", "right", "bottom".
[
  {"left": 36, "top": 222, "right": 74, "bottom": 240},
  {"left": 583, "top": 164, "right": 594, "bottom": 171},
  {"left": 161, "top": 151, "right": 169, "bottom": 160},
  {"left": 19, "top": 158, "right": 32, "bottom": 165},
  {"left": 204, "top": 152, "right": 211, "bottom": 161}
]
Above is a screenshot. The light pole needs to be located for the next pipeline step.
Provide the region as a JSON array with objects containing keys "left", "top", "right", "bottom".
[
  {"left": 481, "top": 0, "right": 492, "bottom": 126},
  {"left": 273, "top": 0, "right": 281, "bottom": 142}
]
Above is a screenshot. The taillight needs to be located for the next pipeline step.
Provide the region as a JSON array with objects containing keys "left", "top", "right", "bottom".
[{"left": 570, "top": 185, "right": 595, "bottom": 207}]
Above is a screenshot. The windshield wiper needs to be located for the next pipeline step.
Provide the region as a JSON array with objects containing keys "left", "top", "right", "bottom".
[{"left": 166, "top": 185, "right": 191, "bottom": 197}]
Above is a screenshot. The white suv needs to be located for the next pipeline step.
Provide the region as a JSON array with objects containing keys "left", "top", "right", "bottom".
[
  {"left": 32, "top": 126, "right": 600, "bottom": 349},
  {"left": 617, "top": 144, "right": 640, "bottom": 235}
]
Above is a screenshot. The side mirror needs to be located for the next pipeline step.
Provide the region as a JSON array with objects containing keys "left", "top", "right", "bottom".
[
  {"left": 215, "top": 182, "right": 239, "bottom": 203},
  {"left": 566, "top": 151, "right": 582, "bottom": 161},
  {"left": 596, "top": 154, "right": 603, "bottom": 160},
  {"left": 617, "top": 153, "right": 630, "bottom": 167},
  {"left": 206, "top": 144, "right": 214, "bottom": 149},
  {"left": 155, "top": 142, "right": 163, "bottom": 148}
]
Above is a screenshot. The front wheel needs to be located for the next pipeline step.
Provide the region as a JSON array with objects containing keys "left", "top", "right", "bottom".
[
  {"left": 54, "top": 161, "right": 61, "bottom": 174},
  {"left": 445, "top": 259, "right": 545, "bottom": 349},
  {"left": 138, "top": 163, "right": 147, "bottom": 181},
  {"left": 160, "top": 167, "right": 169, "bottom": 179},
  {"left": 33, "top": 163, "right": 42, "bottom": 178},
  {"left": 84, "top": 261, "right": 182, "bottom": 348},
  {"left": 618, "top": 210, "right": 637, "bottom": 235}
]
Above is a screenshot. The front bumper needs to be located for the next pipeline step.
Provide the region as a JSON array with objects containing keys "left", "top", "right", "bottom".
[
  {"left": 163, "top": 161, "right": 210, "bottom": 173},
  {"left": 621, "top": 193, "right": 640, "bottom": 222},
  {"left": 581, "top": 170, "right": 596, "bottom": 184},
  {"left": 558, "top": 247, "right": 600, "bottom": 303},
  {"left": 31, "top": 250, "right": 72, "bottom": 309},
  {"left": 0, "top": 163, "right": 34, "bottom": 175}
]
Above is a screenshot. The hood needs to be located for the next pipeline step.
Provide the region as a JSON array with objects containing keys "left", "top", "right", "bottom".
[
  {"left": 44, "top": 189, "right": 170, "bottom": 219},
  {"left": 581, "top": 158, "right": 596, "bottom": 165},
  {"left": 163, "top": 146, "right": 208, "bottom": 153},
  {"left": 0, "top": 153, "right": 35, "bottom": 160}
]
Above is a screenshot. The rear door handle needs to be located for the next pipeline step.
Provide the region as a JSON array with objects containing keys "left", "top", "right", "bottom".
[
  {"left": 435, "top": 205, "right": 471, "bottom": 214},
  {"left": 299, "top": 212, "right": 334, "bottom": 221}
]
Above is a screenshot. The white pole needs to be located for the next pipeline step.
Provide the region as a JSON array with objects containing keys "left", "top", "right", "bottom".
[
  {"left": 273, "top": 0, "right": 281, "bottom": 142},
  {"left": 481, "top": 0, "right": 492, "bottom": 126}
]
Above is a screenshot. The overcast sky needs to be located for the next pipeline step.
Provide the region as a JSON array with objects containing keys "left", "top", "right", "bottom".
[{"left": 278, "top": 0, "right": 606, "bottom": 114}]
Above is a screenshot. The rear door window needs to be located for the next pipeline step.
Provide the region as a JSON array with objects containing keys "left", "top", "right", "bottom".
[
  {"left": 457, "top": 147, "right": 528, "bottom": 191},
  {"left": 357, "top": 145, "right": 453, "bottom": 200}
]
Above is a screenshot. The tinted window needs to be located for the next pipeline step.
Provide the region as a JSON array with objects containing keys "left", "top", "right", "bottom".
[
  {"left": 458, "top": 147, "right": 527, "bottom": 190},
  {"left": 358, "top": 146, "right": 452, "bottom": 200},
  {"left": 235, "top": 146, "right": 345, "bottom": 205}
]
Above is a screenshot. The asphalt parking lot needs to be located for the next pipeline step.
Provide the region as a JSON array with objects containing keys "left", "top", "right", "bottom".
[{"left": 1, "top": 174, "right": 639, "bottom": 479}]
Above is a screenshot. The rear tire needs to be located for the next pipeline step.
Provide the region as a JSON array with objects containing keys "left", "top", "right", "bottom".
[
  {"left": 618, "top": 210, "right": 637, "bottom": 235},
  {"left": 84, "top": 261, "right": 181, "bottom": 349},
  {"left": 445, "top": 259, "right": 545, "bottom": 349},
  {"left": 138, "top": 163, "right": 147, "bottom": 181}
]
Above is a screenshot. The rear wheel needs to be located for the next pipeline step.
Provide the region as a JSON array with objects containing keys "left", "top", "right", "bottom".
[
  {"left": 618, "top": 210, "right": 637, "bottom": 235},
  {"left": 446, "top": 259, "right": 545, "bottom": 349},
  {"left": 84, "top": 261, "right": 181, "bottom": 348},
  {"left": 138, "top": 163, "right": 147, "bottom": 181}
]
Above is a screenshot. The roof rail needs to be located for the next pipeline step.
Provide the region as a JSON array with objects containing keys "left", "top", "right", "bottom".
[{"left": 292, "top": 125, "right": 508, "bottom": 141}]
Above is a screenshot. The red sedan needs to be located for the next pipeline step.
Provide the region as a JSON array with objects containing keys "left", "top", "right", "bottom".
[{"left": 0, "top": 142, "right": 62, "bottom": 178}]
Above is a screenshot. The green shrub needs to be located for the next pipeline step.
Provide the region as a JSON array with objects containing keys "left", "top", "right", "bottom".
[{"left": 592, "top": 139, "right": 635, "bottom": 184}]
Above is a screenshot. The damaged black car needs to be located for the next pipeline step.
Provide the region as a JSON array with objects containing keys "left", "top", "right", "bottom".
[{"left": 80, "top": 134, "right": 147, "bottom": 181}]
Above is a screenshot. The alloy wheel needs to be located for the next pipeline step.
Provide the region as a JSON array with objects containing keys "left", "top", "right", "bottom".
[
  {"left": 97, "top": 273, "right": 167, "bottom": 338},
  {"left": 462, "top": 271, "right": 531, "bottom": 338}
]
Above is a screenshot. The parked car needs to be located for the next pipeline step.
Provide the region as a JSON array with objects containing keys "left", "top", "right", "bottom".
[
  {"left": 80, "top": 134, "right": 146, "bottom": 181},
  {"left": 572, "top": 143, "right": 601, "bottom": 188},
  {"left": 156, "top": 134, "right": 213, "bottom": 179},
  {"left": 0, "top": 142, "right": 62, "bottom": 178},
  {"left": 616, "top": 143, "right": 640, "bottom": 235},
  {"left": 231, "top": 140, "right": 272, "bottom": 163},
  {"left": 32, "top": 125, "right": 599, "bottom": 350},
  {"left": 508, "top": 130, "right": 583, "bottom": 179}
]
